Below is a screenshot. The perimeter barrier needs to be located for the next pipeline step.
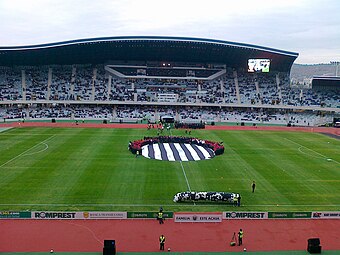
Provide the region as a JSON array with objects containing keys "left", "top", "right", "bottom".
[{"left": 1, "top": 211, "right": 340, "bottom": 220}]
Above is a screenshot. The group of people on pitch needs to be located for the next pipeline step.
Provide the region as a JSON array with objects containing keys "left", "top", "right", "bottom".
[{"left": 156, "top": 181, "right": 256, "bottom": 250}]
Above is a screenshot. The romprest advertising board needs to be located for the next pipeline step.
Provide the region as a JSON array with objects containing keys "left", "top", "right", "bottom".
[
  {"left": 223, "top": 211, "right": 268, "bottom": 219},
  {"left": 174, "top": 213, "right": 222, "bottom": 222},
  {"left": 32, "top": 211, "right": 83, "bottom": 219}
]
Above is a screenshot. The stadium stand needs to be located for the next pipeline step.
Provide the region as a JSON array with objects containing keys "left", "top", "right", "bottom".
[{"left": 0, "top": 36, "right": 339, "bottom": 126}]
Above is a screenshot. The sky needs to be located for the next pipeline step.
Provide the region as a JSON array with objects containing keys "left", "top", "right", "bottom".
[{"left": 0, "top": 0, "right": 339, "bottom": 64}]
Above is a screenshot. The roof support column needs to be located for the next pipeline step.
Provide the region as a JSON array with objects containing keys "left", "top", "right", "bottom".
[
  {"left": 254, "top": 74, "right": 261, "bottom": 105},
  {"left": 276, "top": 73, "right": 282, "bottom": 104},
  {"left": 220, "top": 79, "right": 225, "bottom": 103},
  {"left": 233, "top": 70, "right": 241, "bottom": 104},
  {"left": 70, "top": 66, "right": 76, "bottom": 100},
  {"left": 21, "top": 70, "right": 26, "bottom": 100},
  {"left": 107, "top": 75, "right": 112, "bottom": 100},
  {"left": 112, "top": 105, "right": 117, "bottom": 119},
  {"left": 91, "top": 68, "right": 97, "bottom": 101},
  {"left": 47, "top": 68, "right": 52, "bottom": 100}
]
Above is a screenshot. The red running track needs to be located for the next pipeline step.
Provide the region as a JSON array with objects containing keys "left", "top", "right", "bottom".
[{"left": 0, "top": 219, "right": 340, "bottom": 252}]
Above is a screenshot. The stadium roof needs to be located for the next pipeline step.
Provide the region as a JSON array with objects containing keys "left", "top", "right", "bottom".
[
  {"left": 312, "top": 76, "right": 340, "bottom": 90},
  {"left": 0, "top": 36, "right": 299, "bottom": 71}
]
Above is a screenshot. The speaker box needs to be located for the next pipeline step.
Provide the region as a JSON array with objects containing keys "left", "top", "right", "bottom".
[
  {"left": 103, "top": 247, "right": 116, "bottom": 255},
  {"left": 51, "top": 118, "right": 56, "bottom": 123},
  {"left": 307, "top": 238, "right": 321, "bottom": 254},
  {"left": 308, "top": 238, "right": 320, "bottom": 246},
  {"left": 104, "top": 240, "right": 115, "bottom": 247},
  {"left": 307, "top": 245, "right": 321, "bottom": 254},
  {"left": 103, "top": 240, "right": 116, "bottom": 255}
]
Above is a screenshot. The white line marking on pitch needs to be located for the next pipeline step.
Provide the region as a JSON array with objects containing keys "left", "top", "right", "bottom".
[
  {"left": 0, "top": 134, "right": 56, "bottom": 169},
  {"left": 169, "top": 129, "right": 194, "bottom": 204},
  {"left": 0, "top": 127, "right": 13, "bottom": 133},
  {"left": 298, "top": 146, "right": 324, "bottom": 159},
  {"left": 177, "top": 148, "right": 195, "bottom": 205},
  {"left": 23, "top": 142, "right": 49, "bottom": 156},
  {"left": 179, "top": 160, "right": 192, "bottom": 192},
  {"left": 284, "top": 138, "right": 340, "bottom": 165}
]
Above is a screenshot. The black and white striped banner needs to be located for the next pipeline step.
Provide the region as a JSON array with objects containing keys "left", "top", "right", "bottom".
[{"left": 141, "top": 143, "right": 214, "bottom": 161}]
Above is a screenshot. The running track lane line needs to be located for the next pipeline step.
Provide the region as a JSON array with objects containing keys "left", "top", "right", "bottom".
[
  {"left": 66, "top": 222, "right": 102, "bottom": 245},
  {"left": 0, "top": 134, "right": 56, "bottom": 169}
]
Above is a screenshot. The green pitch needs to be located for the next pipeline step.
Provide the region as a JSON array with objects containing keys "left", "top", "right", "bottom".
[{"left": 0, "top": 127, "right": 339, "bottom": 212}]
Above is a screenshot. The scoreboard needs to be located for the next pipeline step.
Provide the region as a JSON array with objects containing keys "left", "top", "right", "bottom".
[{"left": 248, "top": 59, "right": 271, "bottom": 73}]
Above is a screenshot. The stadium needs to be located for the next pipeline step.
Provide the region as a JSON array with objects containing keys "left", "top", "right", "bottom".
[{"left": 0, "top": 36, "right": 339, "bottom": 254}]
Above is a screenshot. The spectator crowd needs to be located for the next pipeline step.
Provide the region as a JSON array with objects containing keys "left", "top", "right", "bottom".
[{"left": 0, "top": 64, "right": 338, "bottom": 127}]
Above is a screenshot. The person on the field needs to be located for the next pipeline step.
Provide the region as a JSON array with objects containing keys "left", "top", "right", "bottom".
[
  {"left": 233, "top": 195, "right": 238, "bottom": 206},
  {"left": 237, "top": 194, "right": 241, "bottom": 207},
  {"left": 252, "top": 181, "right": 256, "bottom": 193},
  {"left": 157, "top": 211, "right": 164, "bottom": 224},
  {"left": 159, "top": 234, "right": 166, "bottom": 250},
  {"left": 238, "top": 229, "right": 243, "bottom": 246}
]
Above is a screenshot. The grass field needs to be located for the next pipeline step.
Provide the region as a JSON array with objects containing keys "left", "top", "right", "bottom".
[{"left": 0, "top": 127, "right": 339, "bottom": 212}]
